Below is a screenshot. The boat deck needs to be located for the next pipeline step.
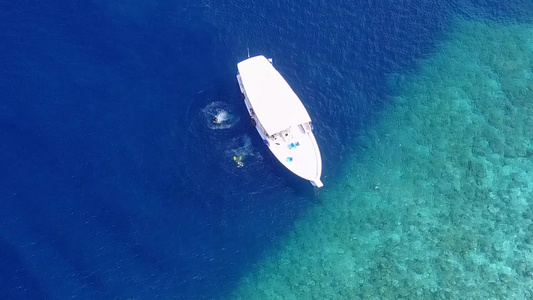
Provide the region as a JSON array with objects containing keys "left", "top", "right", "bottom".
[
  {"left": 237, "top": 55, "right": 323, "bottom": 187},
  {"left": 265, "top": 124, "right": 322, "bottom": 186}
]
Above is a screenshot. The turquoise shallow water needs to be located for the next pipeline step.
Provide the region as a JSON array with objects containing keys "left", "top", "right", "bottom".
[{"left": 230, "top": 18, "right": 533, "bottom": 299}]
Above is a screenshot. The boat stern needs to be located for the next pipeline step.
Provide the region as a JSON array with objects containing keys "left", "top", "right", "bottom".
[{"left": 311, "top": 179, "right": 323, "bottom": 188}]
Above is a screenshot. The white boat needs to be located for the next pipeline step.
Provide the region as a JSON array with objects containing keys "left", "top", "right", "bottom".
[{"left": 236, "top": 55, "right": 323, "bottom": 187}]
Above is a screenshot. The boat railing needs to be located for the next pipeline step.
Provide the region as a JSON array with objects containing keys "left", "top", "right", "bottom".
[{"left": 297, "top": 122, "right": 313, "bottom": 134}]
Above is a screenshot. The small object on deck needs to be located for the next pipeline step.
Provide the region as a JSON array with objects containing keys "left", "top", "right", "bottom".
[{"left": 289, "top": 142, "right": 300, "bottom": 149}]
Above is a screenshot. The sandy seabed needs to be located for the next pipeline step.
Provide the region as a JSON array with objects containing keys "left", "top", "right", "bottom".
[{"left": 231, "top": 18, "right": 533, "bottom": 300}]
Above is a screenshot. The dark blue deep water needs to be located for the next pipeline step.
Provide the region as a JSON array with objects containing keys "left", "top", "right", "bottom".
[{"left": 1, "top": 0, "right": 531, "bottom": 299}]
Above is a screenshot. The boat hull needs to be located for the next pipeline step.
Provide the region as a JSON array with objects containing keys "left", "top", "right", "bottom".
[{"left": 236, "top": 57, "right": 323, "bottom": 187}]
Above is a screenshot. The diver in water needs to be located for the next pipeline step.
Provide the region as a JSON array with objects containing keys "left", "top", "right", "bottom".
[
  {"left": 233, "top": 156, "right": 244, "bottom": 168},
  {"left": 212, "top": 110, "right": 229, "bottom": 125}
]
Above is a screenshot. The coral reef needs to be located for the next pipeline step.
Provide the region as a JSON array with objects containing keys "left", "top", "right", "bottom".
[{"left": 231, "top": 18, "right": 533, "bottom": 300}]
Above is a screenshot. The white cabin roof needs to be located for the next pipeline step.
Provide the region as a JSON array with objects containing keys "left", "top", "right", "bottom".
[{"left": 237, "top": 56, "right": 312, "bottom": 135}]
